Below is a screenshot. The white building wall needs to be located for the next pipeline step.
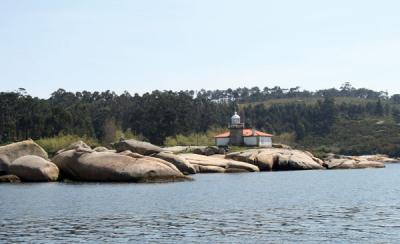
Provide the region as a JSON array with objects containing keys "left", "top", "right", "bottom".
[
  {"left": 216, "top": 138, "right": 230, "bottom": 146},
  {"left": 259, "top": 137, "right": 272, "bottom": 147},
  {"left": 244, "top": 137, "right": 258, "bottom": 146}
]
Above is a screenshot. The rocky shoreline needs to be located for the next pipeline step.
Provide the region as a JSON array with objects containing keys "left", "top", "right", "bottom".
[{"left": 0, "top": 139, "right": 398, "bottom": 183}]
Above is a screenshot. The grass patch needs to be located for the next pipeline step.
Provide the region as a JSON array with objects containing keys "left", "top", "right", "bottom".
[
  {"left": 36, "top": 134, "right": 100, "bottom": 157},
  {"left": 164, "top": 128, "right": 226, "bottom": 146}
]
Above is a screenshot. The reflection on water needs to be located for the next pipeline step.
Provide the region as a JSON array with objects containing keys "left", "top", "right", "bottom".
[{"left": 1, "top": 165, "right": 400, "bottom": 243}]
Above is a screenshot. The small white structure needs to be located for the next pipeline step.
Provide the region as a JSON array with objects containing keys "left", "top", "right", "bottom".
[
  {"left": 231, "top": 112, "right": 241, "bottom": 125},
  {"left": 215, "top": 112, "right": 273, "bottom": 147}
]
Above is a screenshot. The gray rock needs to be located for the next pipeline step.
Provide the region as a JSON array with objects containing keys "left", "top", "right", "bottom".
[
  {"left": 0, "top": 140, "right": 48, "bottom": 174},
  {"left": 93, "top": 146, "right": 116, "bottom": 153},
  {"left": 254, "top": 153, "right": 277, "bottom": 171},
  {"left": 118, "top": 150, "right": 144, "bottom": 158},
  {"left": 113, "top": 139, "right": 164, "bottom": 155},
  {"left": 357, "top": 155, "right": 399, "bottom": 164},
  {"left": 324, "top": 157, "right": 385, "bottom": 169},
  {"left": 52, "top": 150, "right": 188, "bottom": 182},
  {"left": 226, "top": 148, "right": 325, "bottom": 171},
  {"left": 9, "top": 155, "right": 59, "bottom": 182},
  {"left": 192, "top": 146, "right": 220, "bottom": 156},
  {"left": 154, "top": 152, "right": 196, "bottom": 175},
  {"left": 56, "top": 141, "right": 92, "bottom": 155},
  {"left": 179, "top": 153, "right": 259, "bottom": 173},
  {"left": 163, "top": 146, "right": 192, "bottom": 154},
  {"left": 197, "top": 165, "right": 226, "bottom": 173}
]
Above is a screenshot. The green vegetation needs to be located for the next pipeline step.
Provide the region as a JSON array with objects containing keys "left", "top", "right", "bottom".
[
  {"left": 36, "top": 134, "right": 100, "bottom": 156},
  {"left": 1, "top": 83, "right": 400, "bottom": 157},
  {"left": 164, "top": 127, "right": 225, "bottom": 146}
]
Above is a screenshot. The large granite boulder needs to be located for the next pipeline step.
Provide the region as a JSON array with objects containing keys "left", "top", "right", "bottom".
[
  {"left": 113, "top": 139, "right": 163, "bottom": 155},
  {"left": 0, "top": 175, "right": 21, "bottom": 183},
  {"left": 52, "top": 150, "right": 188, "bottom": 182},
  {"left": 179, "top": 153, "right": 259, "bottom": 173},
  {"left": 226, "top": 148, "right": 325, "bottom": 171},
  {"left": 117, "top": 150, "right": 181, "bottom": 173},
  {"left": 154, "top": 152, "right": 196, "bottom": 175},
  {"left": 0, "top": 140, "right": 48, "bottom": 173},
  {"left": 323, "top": 155, "right": 385, "bottom": 169},
  {"left": 9, "top": 155, "right": 59, "bottom": 182}
]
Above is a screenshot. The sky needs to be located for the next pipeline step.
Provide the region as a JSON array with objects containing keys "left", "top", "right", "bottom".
[{"left": 0, "top": 0, "right": 400, "bottom": 98}]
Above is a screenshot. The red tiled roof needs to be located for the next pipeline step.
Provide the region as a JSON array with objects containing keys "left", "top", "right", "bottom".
[{"left": 214, "top": 129, "right": 273, "bottom": 138}]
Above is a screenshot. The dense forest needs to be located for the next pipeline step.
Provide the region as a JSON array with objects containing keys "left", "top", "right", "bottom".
[{"left": 1, "top": 82, "right": 400, "bottom": 157}]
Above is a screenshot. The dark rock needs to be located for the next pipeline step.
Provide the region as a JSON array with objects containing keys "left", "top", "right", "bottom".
[{"left": 0, "top": 174, "right": 21, "bottom": 183}]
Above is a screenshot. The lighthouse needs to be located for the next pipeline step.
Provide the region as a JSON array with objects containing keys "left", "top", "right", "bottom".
[
  {"left": 229, "top": 112, "right": 245, "bottom": 146},
  {"left": 214, "top": 111, "right": 273, "bottom": 147}
]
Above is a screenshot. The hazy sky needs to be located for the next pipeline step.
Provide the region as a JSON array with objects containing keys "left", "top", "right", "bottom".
[{"left": 1, "top": 0, "right": 399, "bottom": 98}]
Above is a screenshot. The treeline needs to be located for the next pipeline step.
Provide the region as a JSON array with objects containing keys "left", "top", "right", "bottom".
[
  {"left": 243, "top": 97, "right": 395, "bottom": 139},
  {"left": 203, "top": 82, "right": 398, "bottom": 103},
  {"left": 1, "top": 84, "right": 400, "bottom": 157},
  {"left": 0, "top": 89, "right": 234, "bottom": 145}
]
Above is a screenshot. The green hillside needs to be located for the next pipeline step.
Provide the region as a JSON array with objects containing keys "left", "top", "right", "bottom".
[
  {"left": 1, "top": 83, "right": 399, "bottom": 157},
  {"left": 240, "top": 96, "right": 400, "bottom": 157}
]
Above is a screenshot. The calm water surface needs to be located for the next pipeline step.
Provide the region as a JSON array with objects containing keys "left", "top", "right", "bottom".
[{"left": 1, "top": 164, "right": 400, "bottom": 243}]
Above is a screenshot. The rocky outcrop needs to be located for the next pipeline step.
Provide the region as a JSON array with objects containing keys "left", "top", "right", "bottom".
[
  {"left": 179, "top": 153, "right": 259, "bottom": 173},
  {"left": 0, "top": 174, "right": 21, "bottom": 183},
  {"left": 93, "top": 146, "right": 116, "bottom": 153},
  {"left": 154, "top": 152, "right": 196, "bottom": 175},
  {"left": 192, "top": 146, "right": 224, "bottom": 156},
  {"left": 52, "top": 150, "right": 188, "bottom": 182},
  {"left": 226, "top": 148, "right": 325, "bottom": 171},
  {"left": 113, "top": 139, "right": 164, "bottom": 155},
  {"left": 356, "top": 155, "right": 399, "bottom": 164},
  {"left": 56, "top": 141, "right": 92, "bottom": 155},
  {"left": 0, "top": 140, "right": 48, "bottom": 173},
  {"left": 163, "top": 146, "right": 193, "bottom": 154},
  {"left": 323, "top": 154, "right": 385, "bottom": 169},
  {"left": 9, "top": 155, "right": 59, "bottom": 182},
  {"left": 118, "top": 150, "right": 144, "bottom": 158},
  {"left": 197, "top": 165, "right": 226, "bottom": 173},
  {"left": 272, "top": 144, "right": 292, "bottom": 149}
]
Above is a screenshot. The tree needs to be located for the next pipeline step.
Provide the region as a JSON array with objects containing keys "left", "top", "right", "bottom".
[
  {"left": 102, "top": 117, "right": 118, "bottom": 144},
  {"left": 374, "top": 100, "right": 384, "bottom": 116}
]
